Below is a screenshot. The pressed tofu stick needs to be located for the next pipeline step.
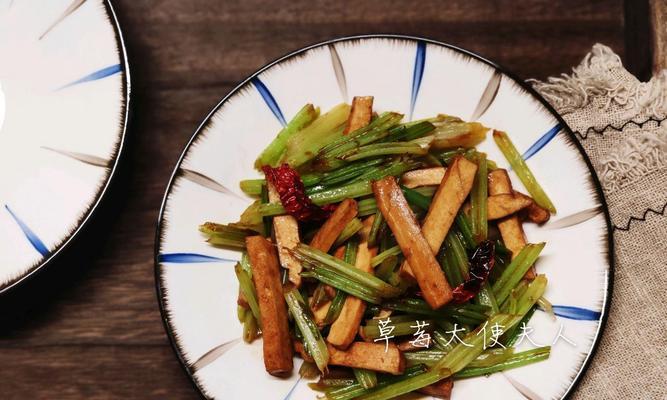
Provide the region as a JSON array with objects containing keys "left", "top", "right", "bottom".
[
  {"left": 267, "top": 182, "right": 302, "bottom": 286},
  {"left": 523, "top": 198, "right": 551, "bottom": 224},
  {"left": 373, "top": 177, "right": 452, "bottom": 309},
  {"left": 418, "top": 379, "right": 454, "bottom": 399},
  {"left": 400, "top": 157, "right": 477, "bottom": 280},
  {"left": 294, "top": 341, "right": 404, "bottom": 375},
  {"left": 312, "top": 300, "right": 332, "bottom": 326},
  {"left": 310, "top": 198, "right": 358, "bottom": 252},
  {"left": 245, "top": 236, "right": 293, "bottom": 376},
  {"left": 400, "top": 167, "right": 447, "bottom": 188},
  {"left": 328, "top": 342, "right": 405, "bottom": 375},
  {"left": 328, "top": 217, "right": 376, "bottom": 349},
  {"left": 487, "top": 193, "right": 533, "bottom": 220},
  {"left": 343, "top": 96, "right": 374, "bottom": 135},
  {"left": 488, "top": 169, "right": 535, "bottom": 279}
]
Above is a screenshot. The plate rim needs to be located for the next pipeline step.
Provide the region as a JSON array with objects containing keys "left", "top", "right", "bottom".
[
  {"left": 0, "top": 0, "right": 133, "bottom": 295},
  {"left": 153, "top": 33, "right": 614, "bottom": 400}
]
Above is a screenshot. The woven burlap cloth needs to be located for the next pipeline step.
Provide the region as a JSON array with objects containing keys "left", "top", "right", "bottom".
[{"left": 531, "top": 45, "right": 667, "bottom": 399}]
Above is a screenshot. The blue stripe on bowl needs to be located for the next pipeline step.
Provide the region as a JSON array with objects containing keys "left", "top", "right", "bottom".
[
  {"left": 551, "top": 305, "right": 601, "bottom": 321},
  {"left": 521, "top": 123, "right": 561, "bottom": 161},
  {"left": 57, "top": 64, "right": 122, "bottom": 90},
  {"left": 409, "top": 41, "right": 426, "bottom": 121},
  {"left": 251, "top": 77, "right": 287, "bottom": 126},
  {"left": 5, "top": 205, "right": 49, "bottom": 256},
  {"left": 158, "top": 253, "right": 236, "bottom": 264},
  {"left": 283, "top": 376, "right": 303, "bottom": 400}
]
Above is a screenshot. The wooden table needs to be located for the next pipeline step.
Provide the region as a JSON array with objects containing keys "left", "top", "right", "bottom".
[{"left": 0, "top": 1, "right": 658, "bottom": 398}]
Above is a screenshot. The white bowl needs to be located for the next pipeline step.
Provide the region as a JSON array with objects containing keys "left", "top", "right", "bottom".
[
  {"left": 155, "top": 35, "right": 611, "bottom": 400},
  {"left": 0, "top": 0, "right": 130, "bottom": 293}
]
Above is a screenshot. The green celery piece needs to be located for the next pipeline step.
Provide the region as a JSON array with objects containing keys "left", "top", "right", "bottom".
[
  {"left": 301, "top": 268, "right": 382, "bottom": 304},
  {"left": 493, "top": 130, "right": 556, "bottom": 213},
  {"left": 492, "top": 243, "right": 546, "bottom": 304},
  {"left": 284, "top": 289, "right": 329, "bottom": 372},
  {"left": 254, "top": 104, "right": 320, "bottom": 168},
  {"left": 242, "top": 311, "right": 259, "bottom": 343},
  {"left": 470, "top": 152, "right": 488, "bottom": 242},
  {"left": 326, "top": 365, "right": 428, "bottom": 400},
  {"left": 319, "top": 112, "right": 404, "bottom": 157},
  {"left": 295, "top": 244, "right": 401, "bottom": 296},
  {"left": 400, "top": 185, "right": 431, "bottom": 211},
  {"left": 353, "top": 369, "right": 378, "bottom": 389},
  {"left": 367, "top": 211, "right": 385, "bottom": 247},
  {"left": 454, "top": 346, "right": 551, "bottom": 379},
  {"left": 333, "top": 218, "right": 363, "bottom": 247},
  {"left": 282, "top": 103, "right": 351, "bottom": 168},
  {"left": 355, "top": 367, "right": 451, "bottom": 400},
  {"left": 342, "top": 143, "right": 427, "bottom": 162},
  {"left": 234, "top": 263, "right": 262, "bottom": 327},
  {"left": 433, "top": 313, "right": 519, "bottom": 373},
  {"left": 370, "top": 245, "right": 401, "bottom": 268}
]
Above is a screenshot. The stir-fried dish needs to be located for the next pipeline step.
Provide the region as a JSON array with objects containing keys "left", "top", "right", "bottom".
[{"left": 200, "top": 96, "right": 556, "bottom": 399}]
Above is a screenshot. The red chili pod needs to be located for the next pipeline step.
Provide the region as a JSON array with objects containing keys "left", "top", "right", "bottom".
[
  {"left": 262, "top": 164, "right": 334, "bottom": 222},
  {"left": 451, "top": 240, "right": 495, "bottom": 303}
]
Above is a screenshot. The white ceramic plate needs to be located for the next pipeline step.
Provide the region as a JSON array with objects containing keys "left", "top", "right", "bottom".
[
  {"left": 155, "top": 35, "right": 612, "bottom": 400},
  {"left": 0, "top": 0, "right": 130, "bottom": 292}
]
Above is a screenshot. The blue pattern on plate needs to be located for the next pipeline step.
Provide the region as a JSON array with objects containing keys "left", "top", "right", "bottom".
[
  {"left": 251, "top": 77, "right": 287, "bottom": 126},
  {"left": 57, "top": 64, "right": 122, "bottom": 90},
  {"left": 283, "top": 376, "right": 303, "bottom": 400},
  {"left": 5, "top": 205, "right": 49, "bottom": 256},
  {"left": 409, "top": 41, "right": 426, "bottom": 121},
  {"left": 552, "top": 305, "right": 601, "bottom": 321},
  {"left": 521, "top": 123, "right": 561, "bottom": 161},
  {"left": 159, "top": 253, "right": 236, "bottom": 264}
]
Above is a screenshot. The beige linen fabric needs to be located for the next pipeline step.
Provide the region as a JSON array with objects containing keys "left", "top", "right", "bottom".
[{"left": 532, "top": 44, "right": 667, "bottom": 399}]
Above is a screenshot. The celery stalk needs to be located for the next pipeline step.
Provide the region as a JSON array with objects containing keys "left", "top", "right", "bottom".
[
  {"left": 255, "top": 103, "right": 320, "bottom": 168},
  {"left": 283, "top": 103, "right": 351, "bottom": 168},
  {"left": 492, "top": 243, "right": 546, "bottom": 304},
  {"left": 284, "top": 289, "right": 329, "bottom": 372},
  {"left": 493, "top": 130, "right": 556, "bottom": 213},
  {"left": 234, "top": 263, "right": 262, "bottom": 327},
  {"left": 470, "top": 152, "right": 488, "bottom": 242}
]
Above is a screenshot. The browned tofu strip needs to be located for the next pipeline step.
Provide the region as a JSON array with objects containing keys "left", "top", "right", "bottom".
[
  {"left": 328, "top": 342, "right": 405, "bottom": 375},
  {"left": 267, "top": 183, "right": 302, "bottom": 286},
  {"left": 487, "top": 193, "right": 533, "bottom": 220},
  {"left": 488, "top": 169, "right": 535, "bottom": 279},
  {"left": 400, "top": 157, "right": 477, "bottom": 280},
  {"left": 294, "top": 340, "right": 405, "bottom": 375},
  {"left": 373, "top": 177, "right": 452, "bottom": 309},
  {"left": 523, "top": 197, "right": 551, "bottom": 224},
  {"left": 328, "top": 217, "right": 376, "bottom": 349},
  {"left": 343, "top": 96, "right": 374, "bottom": 135},
  {"left": 418, "top": 379, "right": 453, "bottom": 399},
  {"left": 312, "top": 300, "right": 332, "bottom": 326},
  {"left": 400, "top": 167, "right": 447, "bottom": 188},
  {"left": 310, "top": 198, "right": 358, "bottom": 252},
  {"left": 245, "top": 236, "right": 293, "bottom": 376}
]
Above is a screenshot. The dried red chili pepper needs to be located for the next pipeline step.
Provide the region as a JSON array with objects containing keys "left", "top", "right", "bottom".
[
  {"left": 262, "top": 164, "right": 335, "bottom": 222},
  {"left": 452, "top": 240, "right": 495, "bottom": 303}
]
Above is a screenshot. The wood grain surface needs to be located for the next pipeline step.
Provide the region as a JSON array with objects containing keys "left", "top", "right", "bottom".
[{"left": 0, "top": 0, "right": 645, "bottom": 398}]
